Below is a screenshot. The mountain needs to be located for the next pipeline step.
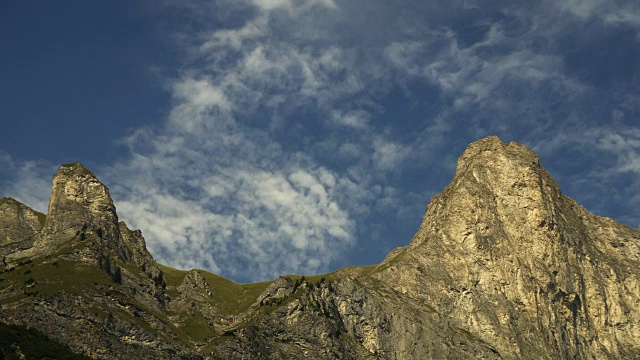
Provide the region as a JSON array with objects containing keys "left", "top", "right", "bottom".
[{"left": 1, "top": 136, "right": 639, "bottom": 359}]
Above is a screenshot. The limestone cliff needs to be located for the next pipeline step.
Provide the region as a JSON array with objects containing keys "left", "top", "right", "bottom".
[
  {"left": 374, "top": 136, "right": 640, "bottom": 358},
  {"left": 39, "top": 162, "right": 120, "bottom": 251},
  {"left": 0, "top": 197, "right": 45, "bottom": 258},
  {"left": 1, "top": 137, "right": 639, "bottom": 359}
]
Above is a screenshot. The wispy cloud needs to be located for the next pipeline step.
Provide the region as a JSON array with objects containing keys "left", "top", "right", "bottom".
[
  {"left": 106, "top": 0, "right": 640, "bottom": 280},
  {"left": 107, "top": 65, "right": 362, "bottom": 280},
  {"left": 4, "top": 0, "right": 639, "bottom": 281},
  {"left": 0, "top": 154, "right": 55, "bottom": 213},
  {"left": 596, "top": 128, "right": 640, "bottom": 174}
]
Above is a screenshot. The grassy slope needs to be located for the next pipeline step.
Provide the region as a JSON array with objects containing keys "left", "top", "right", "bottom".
[
  {"left": 160, "top": 264, "right": 272, "bottom": 315},
  {"left": 0, "top": 233, "right": 383, "bottom": 352}
]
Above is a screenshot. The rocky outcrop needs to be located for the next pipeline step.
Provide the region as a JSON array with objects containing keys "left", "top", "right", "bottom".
[
  {"left": 36, "top": 162, "right": 122, "bottom": 258},
  {"left": 0, "top": 198, "right": 44, "bottom": 258},
  {"left": 1, "top": 137, "right": 639, "bottom": 359},
  {"left": 369, "top": 136, "right": 640, "bottom": 358},
  {"left": 29, "top": 162, "right": 162, "bottom": 273},
  {"left": 169, "top": 270, "right": 219, "bottom": 322},
  {"left": 255, "top": 276, "right": 294, "bottom": 304},
  {"left": 119, "top": 221, "right": 161, "bottom": 278},
  {"left": 0, "top": 164, "right": 186, "bottom": 357}
]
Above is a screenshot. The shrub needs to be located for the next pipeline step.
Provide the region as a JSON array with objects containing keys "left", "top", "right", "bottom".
[{"left": 154, "top": 271, "right": 165, "bottom": 288}]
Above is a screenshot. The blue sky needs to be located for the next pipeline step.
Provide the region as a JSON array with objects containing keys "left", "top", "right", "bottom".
[{"left": 2, "top": 0, "right": 640, "bottom": 282}]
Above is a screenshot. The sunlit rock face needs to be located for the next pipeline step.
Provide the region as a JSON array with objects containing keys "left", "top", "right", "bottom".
[
  {"left": 374, "top": 136, "right": 640, "bottom": 359},
  {"left": 0, "top": 137, "right": 638, "bottom": 359},
  {"left": 34, "top": 163, "right": 156, "bottom": 267},
  {"left": 0, "top": 197, "right": 44, "bottom": 257},
  {"left": 37, "top": 162, "right": 120, "bottom": 253}
]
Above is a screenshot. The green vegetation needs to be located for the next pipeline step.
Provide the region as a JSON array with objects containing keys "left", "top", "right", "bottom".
[
  {"left": 0, "top": 235, "right": 383, "bottom": 353},
  {"left": 0, "top": 257, "right": 113, "bottom": 301},
  {"left": 180, "top": 313, "right": 213, "bottom": 343},
  {"left": 159, "top": 265, "right": 272, "bottom": 315},
  {"left": 153, "top": 270, "right": 166, "bottom": 289},
  {"left": 157, "top": 265, "right": 186, "bottom": 299},
  {"left": 0, "top": 323, "right": 90, "bottom": 359},
  {"left": 98, "top": 253, "right": 125, "bottom": 285}
]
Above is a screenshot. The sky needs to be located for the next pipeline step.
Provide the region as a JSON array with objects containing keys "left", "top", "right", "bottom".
[{"left": 2, "top": 0, "right": 640, "bottom": 283}]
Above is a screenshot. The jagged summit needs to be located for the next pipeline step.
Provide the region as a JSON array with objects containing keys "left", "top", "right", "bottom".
[
  {"left": 380, "top": 136, "right": 640, "bottom": 359},
  {"left": 408, "top": 136, "right": 563, "bottom": 248},
  {"left": 37, "top": 161, "right": 119, "bottom": 253},
  {"left": 0, "top": 197, "right": 21, "bottom": 206},
  {"left": 58, "top": 161, "right": 94, "bottom": 174},
  {"left": 7, "top": 161, "right": 160, "bottom": 275},
  {"left": 455, "top": 136, "right": 540, "bottom": 170}
]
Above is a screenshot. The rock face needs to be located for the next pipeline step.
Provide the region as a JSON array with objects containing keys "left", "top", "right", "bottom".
[
  {"left": 382, "top": 136, "right": 640, "bottom": 358},
  {"left": 39, "top": 162, "right": 119, "bottom": 249},
  {"left": 1, "top": 163, "right": 195, "bottom": 359},
  {"left": 0, "top": 197, "right": 45, "bottom": 258},
  {"left": 1, "top": 138, "right": 639, "bottom": 359}
]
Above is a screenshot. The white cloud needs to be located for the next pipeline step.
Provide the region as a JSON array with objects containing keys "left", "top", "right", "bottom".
[
  {"left": 253, "top": 0, "right": 292, "bottom": 11},
  {"left": 331, "top": 110, "right": 369, "bottom": 129},
  {"left": 384, "top": 41, "right": 425, "bottom": 76},
  {"left": 252, "top": 0, "right": 336, "bottom": 12},
  {"left": 0, "top": 154, "right": 56, "bottom": 214},
  {"left": 372, "top": 137, "right": 410, "bottom": 171},
  {"left": 200, "top": 17, "right": 266, "bottom": 52},
  {"left": 595, "top": 129, "right": 640, "bottom": 175},
  {"left": 107, "top": 63, "right": 360, "bottom": 279},
  {"left": 555, "top": 0, "right": 640, "bottom": 30},
  {"left": 110, "top": 154, "right": 356, "bottom": 280},
  {"left": 173, "top": 78, "right": 231, "bottom": 112},
  {"left": 532, "top": 126, "right": 640, "bottom": 228},
  {"left": 556, "top": 0, "right": 608, "bottom": 19},
  {"left": 115, "top": 192, "right": 223, "bottom": 273}
]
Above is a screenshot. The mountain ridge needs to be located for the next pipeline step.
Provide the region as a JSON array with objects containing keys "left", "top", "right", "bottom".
[{"left": 1, "top": 136, "right": 639, "bottom": 359}]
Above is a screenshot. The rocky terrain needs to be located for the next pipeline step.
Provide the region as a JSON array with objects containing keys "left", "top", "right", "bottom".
[{"left": 1, "top": 136, "right": 639, "bottom": 359}]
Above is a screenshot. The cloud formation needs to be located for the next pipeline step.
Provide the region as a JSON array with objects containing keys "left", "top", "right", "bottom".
[
  {"left": 0, "top": 154, "right": 55, "bottom": 214},
  {"left": 3, "top": 0, "right": 639, "bottom": 281},
  {"left": 103, "top": 0, "right": 640, "bottom": 280}
]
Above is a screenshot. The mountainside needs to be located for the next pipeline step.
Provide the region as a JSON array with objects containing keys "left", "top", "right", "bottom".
[{"left": 1, "top": 136, "right": 639, "bottom": 359}]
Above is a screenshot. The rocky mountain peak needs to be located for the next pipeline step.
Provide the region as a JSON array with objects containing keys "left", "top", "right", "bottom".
[
  {"left": 452, "top": 136, "right": 558, "bottom": 200},
  {"left": 380, "top": 136, "right": 640, "bottom": 358},
  {"left": 409, "top": 136, "right": 563, "bottom": 249},
  {"left": 36, "top": 162, "right": 120, "bottom": 254},
  {"left": 455, "top": 136, "right": 540, "bottom": 172}
]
